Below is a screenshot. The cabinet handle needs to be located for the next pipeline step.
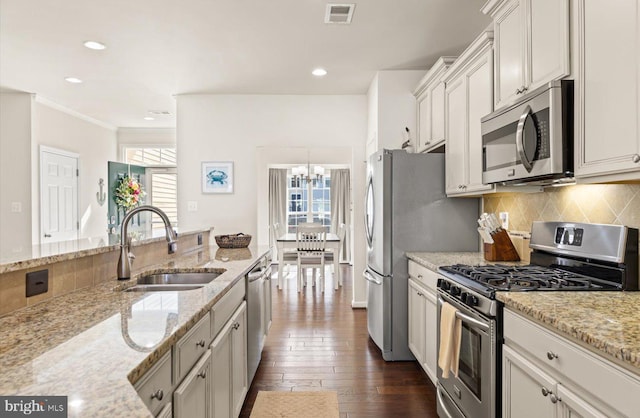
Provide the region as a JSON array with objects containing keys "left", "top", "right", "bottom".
[
  {"left": 196, "top": 339, "right": 206, "bottom": 348},
  {"left": 633, "top": 154, "right": 640, "bottom": 163},
  {"left": 151, "top": 389, "right": 164, "bottom": 401},
  {"left": 417, "top": 274, "right": 423, "bottom": 279},
  {"left": 521, "top": 86, "right": 528, "bottom": 93},
  {"left": 550, "top": 393, "right": 560, "bottom": 404},
  {"left": 541, "top": 387, "right": 550, "bottom": 397},
  {"left": 198, "top": 370, "right": 207, "bottom": 379},
  {"left": 417, "top": 292, "right": 423, "bottom": 296},
  {"left": 44, "top": 234, "right": 52, "bottom": 238},
  {"left": 546, "top": 351, "right": 558, "bottom": 360},
  {"left": 232, "top": 322, "right": 240, "bottom": 330},
  {"left": 515, "top": 88, "right": 522, "bottom": 95}
]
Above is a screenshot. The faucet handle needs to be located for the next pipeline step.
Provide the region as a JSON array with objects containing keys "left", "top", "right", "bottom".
[{"left": 128, "top": 252, "right": 136, "bottom": 260}]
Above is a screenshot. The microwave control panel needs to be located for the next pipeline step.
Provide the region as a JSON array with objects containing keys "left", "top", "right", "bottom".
[{"left": 555, "top": 227, "right": 584, "bottom": 246}]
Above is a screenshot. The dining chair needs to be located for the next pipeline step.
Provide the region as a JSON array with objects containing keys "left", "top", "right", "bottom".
[
  {"left": 273, "top": 222, "right": 298, "bottom": 288},
  {"left": 295, "top": 225, "right": 327, "bottom": 293},
  {"left": 324, "top": 222, "right": 346, "bottom": 289}
]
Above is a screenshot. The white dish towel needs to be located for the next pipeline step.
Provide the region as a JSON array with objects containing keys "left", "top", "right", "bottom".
[{"left": 438, "top": 301, "right": 462, "bottom": 378}]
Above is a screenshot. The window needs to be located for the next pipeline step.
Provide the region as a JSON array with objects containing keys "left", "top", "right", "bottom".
[
  {"left": 286, "top": 171, "right": 331, "bottom": 232},
  {"left": 124, "top": 147, "right": 178, "bottom": 230}
]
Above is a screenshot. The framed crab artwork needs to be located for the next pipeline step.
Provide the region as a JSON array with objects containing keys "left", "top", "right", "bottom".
[{"left": 202, "top": 161, "right": 234, "bottom": 193}]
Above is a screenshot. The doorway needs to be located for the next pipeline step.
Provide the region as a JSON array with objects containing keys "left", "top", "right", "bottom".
[{"left": 39, "top": 146, "right": 79, "bottom": 244}]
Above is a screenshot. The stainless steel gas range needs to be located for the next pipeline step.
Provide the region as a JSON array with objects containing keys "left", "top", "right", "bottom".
[{"left": 435, "top": 221, "right": 639, "bottom": 418}]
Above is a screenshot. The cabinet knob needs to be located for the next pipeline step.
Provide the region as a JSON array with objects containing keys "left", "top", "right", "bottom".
[
  {"left": 417, "top": 274, "right": 423, "bottom": 279},
  {"left": 633, "top": 154, "right": 640, "bottom": 163},
  {"left": 151, "top": 389, "right": 164, "bottom": 401},
  {"left": 196, "top": 339, "right": 206, "bottom": 348},
  {"left": 521, "top": 86, "right": 528, "bottom": 93},
  {"left": 550, "top": 393, "right": 560, "bottom": 404},
  {"left": 198, "top": 370, "right": 207, "bottom": 379},
  {"left": 546, "top": 351, "right": 558, "bottom": 360},
  {"left": 417, "top": 292, "right": 423, "bottom": 297},
  {"left": 232, "top": 322, "right": 240, "bottom": 330},
  {"left": 541, "top": 387, "right": 550, "bottom": 397}
]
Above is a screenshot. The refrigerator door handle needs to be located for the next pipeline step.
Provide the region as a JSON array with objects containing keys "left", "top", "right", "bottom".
[
  {"left": 364, "top": 175, "right": 375, "bottom": 249},
  {"left": 363, "top": 270, "right": 383, "bottom": 285}
]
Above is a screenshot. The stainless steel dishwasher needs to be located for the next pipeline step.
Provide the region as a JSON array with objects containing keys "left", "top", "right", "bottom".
[{"left": 247, "top": 255, "right": 269, "bottom": 384}]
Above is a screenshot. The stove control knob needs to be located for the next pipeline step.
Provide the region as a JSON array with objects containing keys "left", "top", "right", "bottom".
[
  {"left": 437, "top": 278, "right": 443, "bottom": 288},
  {"left": 441, "top": 281, "right": 451, "bottom": 291},
  {"left": 466, "top": 295, "right": 479, "bottom": 307},
  {"left": 460, "top": 292, "right": 468, "bottom": 303},
  {"left": 450, "top": 286, "right": 461, "bottom": 296}
]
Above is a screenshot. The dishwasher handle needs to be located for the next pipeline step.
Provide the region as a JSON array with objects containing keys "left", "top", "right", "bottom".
[{"left": 248, "top": 269, "right": 266, "bottom": 282}]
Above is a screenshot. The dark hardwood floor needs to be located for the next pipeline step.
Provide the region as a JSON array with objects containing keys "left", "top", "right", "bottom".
[{"left": 239, "top": 265, "right": 438, "bottom": 418}]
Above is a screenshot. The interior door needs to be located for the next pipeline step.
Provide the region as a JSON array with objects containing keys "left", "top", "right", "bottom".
[
  {"left": 107, "top": 161, "right": 147, "bottom": 240},
  {"left": 40, "top": 147, "right": 79, "bottom": 244}
]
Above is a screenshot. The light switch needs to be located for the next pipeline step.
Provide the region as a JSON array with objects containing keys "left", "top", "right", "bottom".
[{"left": 187, "top": 201, "right": 198, "bottom": 212}]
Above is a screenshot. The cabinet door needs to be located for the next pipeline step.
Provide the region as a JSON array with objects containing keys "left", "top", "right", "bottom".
[
  {"left": 430, "top": 82, "right": 447, "bottom": 146},
  {"left": 173, "top": 350, "right": 211, "bottom": 418},
  {"left": 231, "top": 303, "right": 248, "bottom": 418},
  {"left": 211, "top": 321, "right": 232, "bottom": 418},
  {"left": 264, "top": 274, "right": 272, "bottom": 336},
  {"left": 574, "top": 0, "right": 640, "bottom": 179},
  {"left": 556, "top": 385, "right": 608, "bottom": 418},
  {"left": 527, "top": 0, "right": 569, "bottom": 91},
  {"left": 445, "top": 76, "right": 467, "bottom": 195},
  {"left": 503, "top": 345, "right": 557, "bottom": 418},
  {"left": 494, "top": 0, "right": 525, "bottom": 108},
  {"left": 422, "top": 289, "right": 438, "bottom": 385},
  {"left": 465, "top": 47, "right": 495, "bottom": 194},
  {"left": 417, "top": 91, "right": 432, "bottom": 152},
  {"left": 408, "top": 280, "right": 426, "bottom": 365}
]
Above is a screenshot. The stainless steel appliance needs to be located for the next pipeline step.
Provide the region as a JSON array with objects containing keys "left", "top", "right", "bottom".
[
  {"left": 481, "top": 80, "right": 574, "bottom": 186},
  {"left": 364, "top": 149, "right": 480, "bottom": 361},
  {"left": 435, "top": 221, "right": 639, "bottom": 418},
  {"left": 247, "top": 255, "right": 270, "bottom": 384}
]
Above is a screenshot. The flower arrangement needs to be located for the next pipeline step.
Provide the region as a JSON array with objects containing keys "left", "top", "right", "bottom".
[{"left": 114, "top": 175, "right": 145, "bottom": 210}]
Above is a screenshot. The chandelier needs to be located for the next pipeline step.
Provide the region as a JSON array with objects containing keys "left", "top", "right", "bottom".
[{"left": 292, "top": 163, "right": 325, "bottom": 185}]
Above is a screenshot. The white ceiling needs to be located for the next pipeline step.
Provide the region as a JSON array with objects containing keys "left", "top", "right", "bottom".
[{"left": 0, "top": 0, "right": 490, "bottom": 128}]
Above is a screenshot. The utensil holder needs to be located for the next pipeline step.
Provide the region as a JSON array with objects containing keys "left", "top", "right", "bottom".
[{"left": 484, "top": 229, "right": 520, "bottom": 261}]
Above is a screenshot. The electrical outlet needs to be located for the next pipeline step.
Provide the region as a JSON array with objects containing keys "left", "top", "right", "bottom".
[
  {"left": 26, "top": 269, "right": 48, "bottom": 297},
  {"left": 499, "top": 212, "right": 509, "bottom": 230},
  {"left": 197, "top": 233, "right": 203, "bottom": 246},
  {"left": 187, "top": 201, "right": 198, "bottom": 212},
  {"left": 11, "top": 202, "right": 22, "bottom": 213}
]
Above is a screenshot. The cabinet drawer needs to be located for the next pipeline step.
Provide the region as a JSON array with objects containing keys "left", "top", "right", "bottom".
[
  {"left": 408, "top": 260, "right": 438, "bottom": 291},
  {"left": 135, "top": 351, "right": 172, "bottom": 415},
  {"left": 504, "top": 310, "right": 640, "bottom": 417},
  {"left": 174, "top": 312, "right": 211, "bottom": 382},
  {"left": 212, "top": 279, "right": 245, "bottom": 339}
]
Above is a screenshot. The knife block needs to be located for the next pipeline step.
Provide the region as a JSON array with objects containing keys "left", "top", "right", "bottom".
[{"left": 484, "top": 229, "right": 520, "bottom": 262}]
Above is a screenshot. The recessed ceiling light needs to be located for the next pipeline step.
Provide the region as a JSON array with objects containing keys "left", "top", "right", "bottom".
[
  {"left": 312, "top": 68, "right": 328, "bottom": 77},
  {"left": 144, "top": 116, "right": 155, "bottom": 121},
  {"left": 83, "top": 40, "right": 106, "bottom": 50},
  {"left": 64, "top": 77, "right": 83, "bottom": 84}
]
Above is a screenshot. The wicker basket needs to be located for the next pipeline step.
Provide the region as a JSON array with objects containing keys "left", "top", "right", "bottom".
[{"left": 215, "top": 233, "right": 252, "bottom": 248}]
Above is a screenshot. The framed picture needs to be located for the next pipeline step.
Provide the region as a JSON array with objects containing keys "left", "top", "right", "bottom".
[{"left": 202, "top": 161, "right": 234, "bottom": 194}]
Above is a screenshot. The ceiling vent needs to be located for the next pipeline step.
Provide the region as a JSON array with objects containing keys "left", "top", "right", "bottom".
[{"left": 325, "top": 3, "right": 355, "bottom": 24}]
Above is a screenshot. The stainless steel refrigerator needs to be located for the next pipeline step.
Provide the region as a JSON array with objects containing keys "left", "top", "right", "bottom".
[{"left": 364, "top": 149, "right": 479, "bottom": 361}]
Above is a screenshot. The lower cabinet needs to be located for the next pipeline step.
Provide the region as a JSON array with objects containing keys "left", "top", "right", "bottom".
[
  {"left": 407, "top": 261, "right": 438, "bottom": 385},
  {"left": 211, "top": 302, "right": 248, "bottom": 418},
  {"left": 503, "top": 309, "right": 640, "bottom": 418},
  {"left": 174, "top": 350, "right": 212, "bottom": 418}
]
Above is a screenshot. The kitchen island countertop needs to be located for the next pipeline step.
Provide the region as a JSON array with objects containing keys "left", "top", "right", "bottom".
[{"left": 0, "top": 244, "right": 270, "bottom": 417}]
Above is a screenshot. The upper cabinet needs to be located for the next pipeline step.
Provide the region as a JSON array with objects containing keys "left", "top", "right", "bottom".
[
  {"left": 573, "top": 0, "right": 640, "bottom": 181},
  {"left": 366, "top": 70, "right": 427, "bottom": 159},
  {"left": 443, "top": 31, "right": 495, "bottom": 197},
  {"left": 483, "top": 0, "right": 570, "bottom": 110},
  {"left": 413, "top": 57, "right": 456, "bottom": 153}
]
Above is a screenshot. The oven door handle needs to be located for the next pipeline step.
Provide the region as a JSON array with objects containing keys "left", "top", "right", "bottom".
[{"left": 438, "top": 296, "right": 490, "bottom": 332}]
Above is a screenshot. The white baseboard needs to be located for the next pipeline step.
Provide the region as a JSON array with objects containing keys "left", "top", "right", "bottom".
[{"left": 351, "top": 300, "right": 367, "bottom": 309}]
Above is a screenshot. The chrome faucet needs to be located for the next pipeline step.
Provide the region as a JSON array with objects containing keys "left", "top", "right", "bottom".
[{"left": 117, "top": 205, "right": 178, "bottom": 280}]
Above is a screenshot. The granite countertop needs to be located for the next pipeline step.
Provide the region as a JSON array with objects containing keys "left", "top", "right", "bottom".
[
  {"left": 497, "top": 292, "right": 640, "bottom": 373},
  {"left": 0, "top": 227, "right": 211, "bottom": 274},
  {"left": 406, "top": 251, "right": 640, "bottom": 374},
  {"left": 0, "top": 244, "right": 270, "bottom": 417}
]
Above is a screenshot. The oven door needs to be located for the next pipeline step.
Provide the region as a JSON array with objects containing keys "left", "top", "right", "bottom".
[{"left": 436, "top": 291, "right": 497, "bottom": 418}]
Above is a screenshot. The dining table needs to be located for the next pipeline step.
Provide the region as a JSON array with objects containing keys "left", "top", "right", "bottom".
[{"left": 275, "top": 232, "right": 342, "bottom": 290}]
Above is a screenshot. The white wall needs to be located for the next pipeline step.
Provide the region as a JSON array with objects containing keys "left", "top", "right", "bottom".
[
  {"left": 117, "top": 128, "right": 176, "bottom": 158},
  {"left": 31, "top": 99, "right": 117, "bottom": 242},
  {"left": 0, "top": 93, "right": 33, "bottom": 255},
  {"left": 176, "top": 94, "right": 368, "bottom": 306}
]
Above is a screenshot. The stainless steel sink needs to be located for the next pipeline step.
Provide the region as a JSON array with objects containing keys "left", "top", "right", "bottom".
[{"left": 124, "top": 270, "right": 225, "bottom": 292}]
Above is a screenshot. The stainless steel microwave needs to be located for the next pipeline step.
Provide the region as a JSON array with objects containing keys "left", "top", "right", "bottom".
[{"left": 481, "top": 80, "right": 574, "bottom": 185}]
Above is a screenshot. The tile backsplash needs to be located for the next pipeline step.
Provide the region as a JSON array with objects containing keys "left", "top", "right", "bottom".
[{"left": 483, "top": 184, "right": 640, "bottom": 232}]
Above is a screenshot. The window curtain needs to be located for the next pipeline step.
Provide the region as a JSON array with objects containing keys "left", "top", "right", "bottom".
[
  {"left": 330, "top": 169, "right": 351, "bottom": 262},
  {"left": 268, "top": 168, "right": 288, "bottom": 249}
]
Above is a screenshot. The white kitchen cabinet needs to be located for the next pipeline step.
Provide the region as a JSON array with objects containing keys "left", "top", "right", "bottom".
[
  {"left": 413, "top": 57, "right": 456, "bottom": 153},
  {"left": 483, "top": 0, "right": 570, "bottom": 110},
  {"left": 156, "top": 402, "right": 172, "bottom": 418},
  {"left": 503, "top": 309, "right": 640, "bottom": 418},
  {"left": 407, "top": 261, "right": 438, "bottom": 385},
  {"left": 211, "top": 301, "right": 247, "bottom": 418},
  {"left": 173, "top": 349, "right": 211, "bottom": 418},
  {"left": 573, "top": 0, "right": 640, "bottom": 181},
  {"left": 135, "top": 351, "right": 173, "bottom": 416},
  {"left": 443, "top": 31, "right": 495, "bottom": 197}
]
